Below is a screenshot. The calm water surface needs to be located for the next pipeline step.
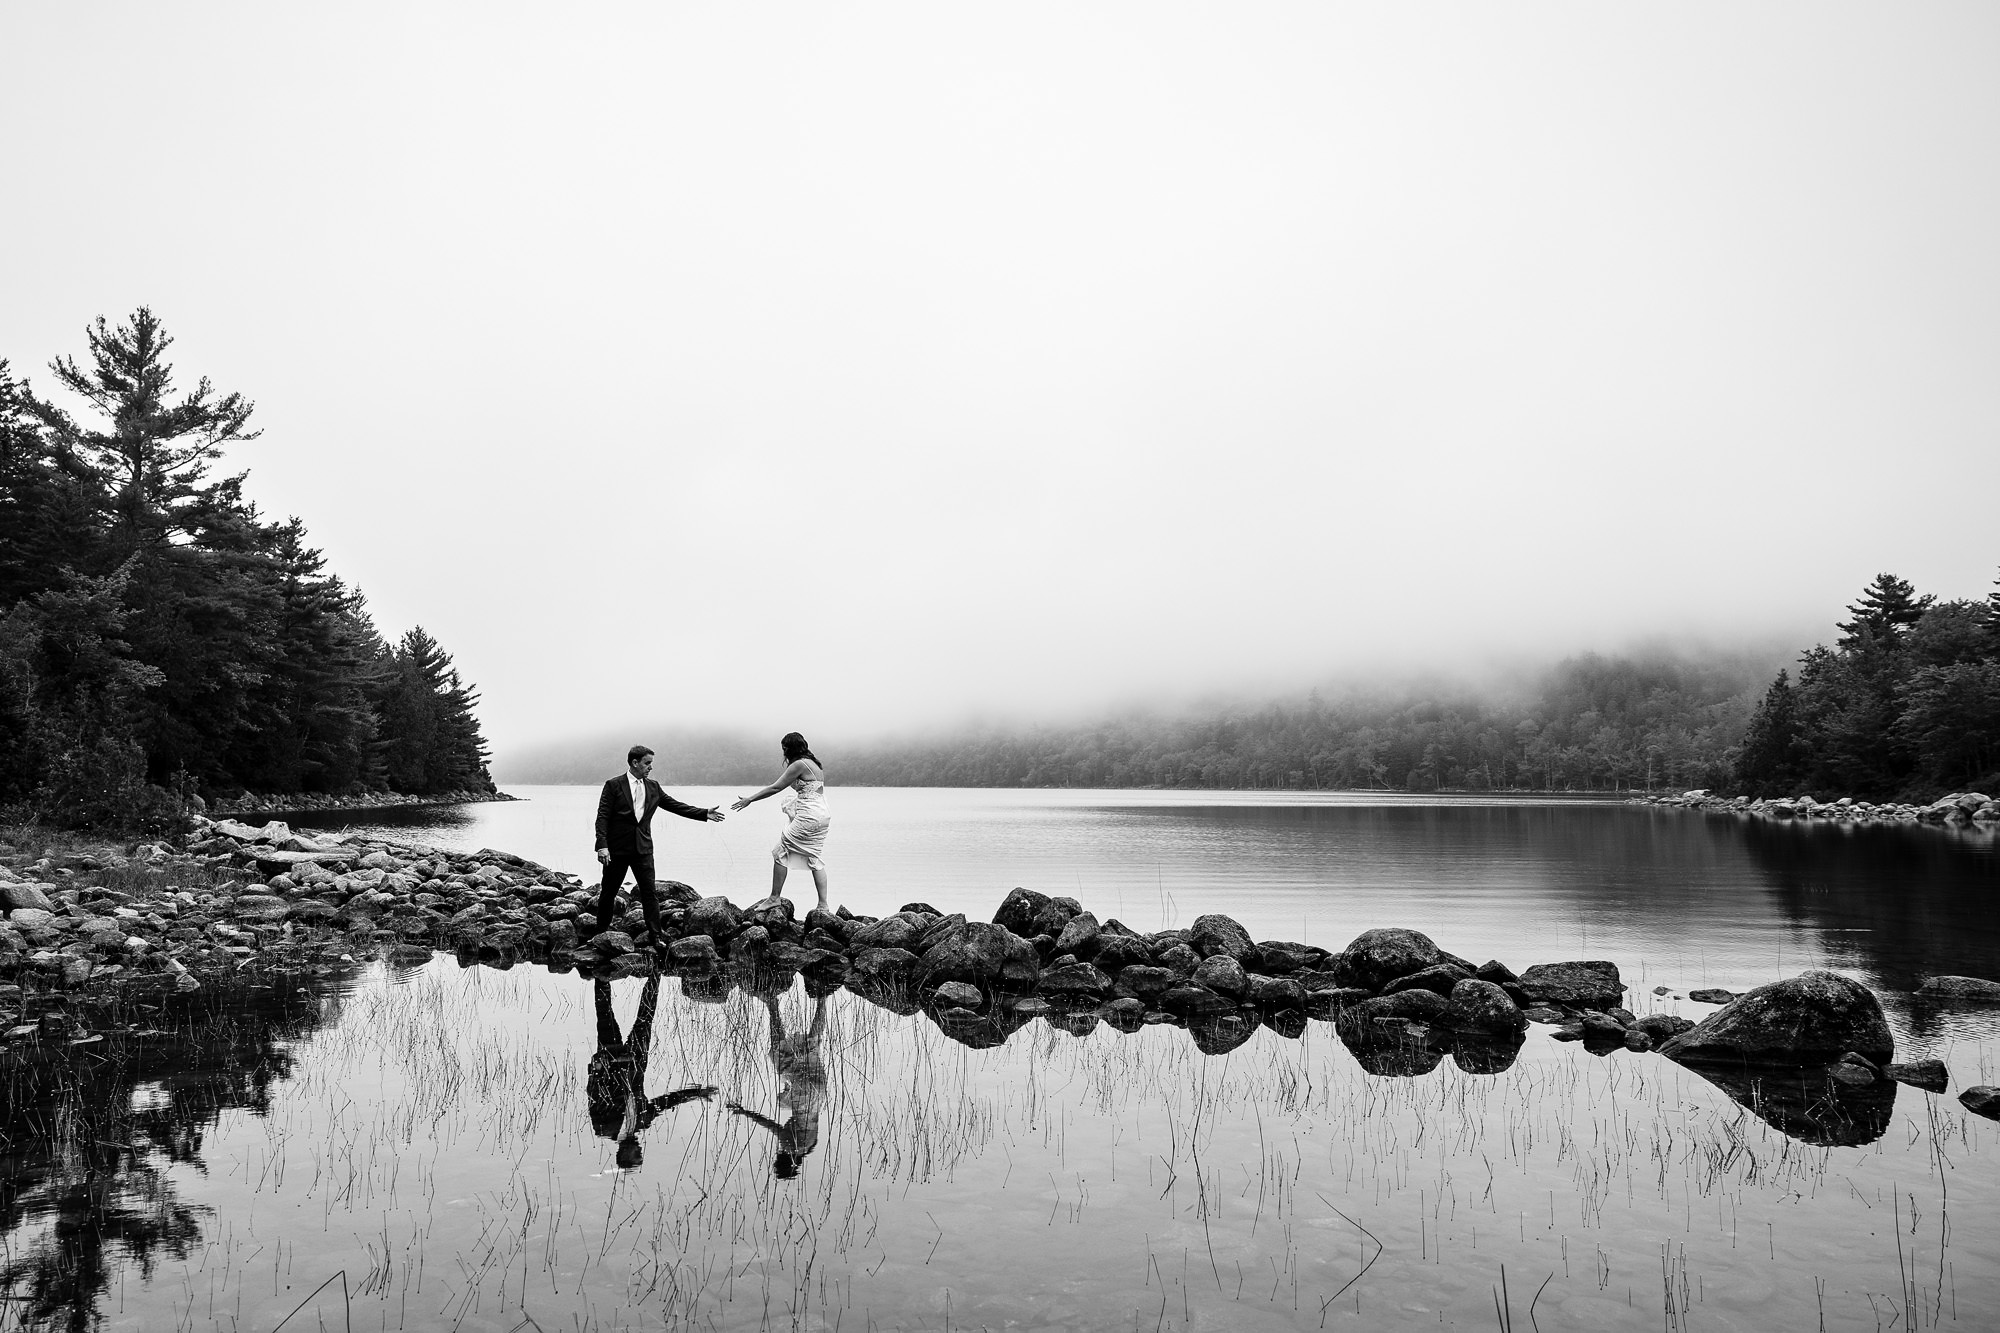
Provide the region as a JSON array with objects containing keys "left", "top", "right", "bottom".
[{"left": 5, "top": 789, "right": 1998, "bottom": 1331}]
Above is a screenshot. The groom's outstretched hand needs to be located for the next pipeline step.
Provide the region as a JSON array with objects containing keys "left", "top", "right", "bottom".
[{"left": 705, "top": 808, "right": 725, "bottom": 822}]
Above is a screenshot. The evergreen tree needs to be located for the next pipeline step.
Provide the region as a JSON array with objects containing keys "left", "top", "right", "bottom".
[
  {"left": 1837, "top": 572, "right": 1932, "bottom": 648},
  {"left": 1732, "top": 670, "right": 1807, "bottom": 796},
  {"left": 376, "top": 628, "right": 493, "bottom": 795}
]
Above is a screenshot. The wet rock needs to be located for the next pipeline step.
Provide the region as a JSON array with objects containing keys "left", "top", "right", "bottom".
[
  {"left": 1623, "top": 1030, "right": 1653, "bottom": 1052},
  {"left": 734, "top": 924, "right": 771, "bottom": 955},
  {"left": 1188, "top": 913, "right": 1254, "bottom": 961},
  {"left": 1191, "top": 954, "right": 1247, "bottom": 998},
  {"left": 850, "top": 914, "right": 925, "bottom": 951},
  {"left": 1155, "top": 943, "right": 1201, "bottom": 976},
  {"left": 546, "top": 919, "right": 579, "bottom": 953},
  {"left": 993, "top": 887, "right": 1052, "bottom": 938},
  {"left": 1113, "top": 964, "right": 1175, "bottom": 1002},
  {"left": 685, "top": 897, "right": 743, "bottom": 941},
  {"left": 1885, "top": 1060, "right": 1949, "bottom": 1092},
  {"left": 1244, "top": 975, "right": 1305, "bottom": 1011},
  {"left": 1634, "top": 1013, "right": 1695, "bottom": 1042},
  {"left": 1918, "top": 975, "right": 2000, "bottom": 1001},
  {"left": 1959, "top": 1087, "right": 2000, "bottom": 1120},
  {"left": 1092, "top": 934, "right": 1153, "bottom": 971},
  {"left": 1040, "top": 962, "right": 1113, "bottom": 1002},
  {"left": 668, "top": 935, "right": 719, "bottom": 968},
  {"left": 1009, "top": 997, "right": 1054, "bottom": 1019},
  {"left": 1521, "top": 1005, "right": 1566, "bottom": 1024},
  {"left": 933, "top": 980, "right": 983, "bottom": 1009},
  {"left": 1252, "top": 940, "right": 1317, "bottom": 975},
  {"left": 1443, "top": 979, "right": 1526, "bottom": 1034},
  {"left": 1518, "top": 961, "right": 1625, "bottom": 1010},
  {"left": 917, "top": 920, "right": 1042, "bottom": 993},
  {"left": 1688, "top": 988, "right": 1735, "bottom": 1005},
  {"left": 1331, "top": 928, "right": 1445, "bottom": 993},
  {"left": 1475, "top": 959, "right": 1519, "bottom": 986},
  {"left": 1383, "top": 963, "right": 1473, "bottom": 998},
  {"left": 1658, "top": 971, "right": 1894, "bottom": 1067},
  {"left": 849, "top": 947, "right": 921, "bottom": 988},
  {"left": 741, "top": 896, "right": 796, "bottom": 932},
  {"left": 592, "top": 930, "right": 637, "bottom": 956},
  {"left": 1054, "top": 912, "right": 1101, "bottom": 958}
]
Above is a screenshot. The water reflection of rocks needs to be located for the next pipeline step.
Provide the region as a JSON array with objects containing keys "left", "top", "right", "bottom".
[{"left": 0, "top": 974, "right": 357, "bottom": 1330}]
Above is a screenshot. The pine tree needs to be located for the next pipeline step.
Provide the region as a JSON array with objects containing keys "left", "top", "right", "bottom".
[{"left": 1837, "top": 573, "right": 1932, "bottom": 648}]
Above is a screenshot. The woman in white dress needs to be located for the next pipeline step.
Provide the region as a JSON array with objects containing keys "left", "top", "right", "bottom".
[{"left": 730, "top": 732, "right": 831, "bottom": 912}]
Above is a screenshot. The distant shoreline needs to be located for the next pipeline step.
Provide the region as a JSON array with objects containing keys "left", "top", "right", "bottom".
[{"left": 209, "top": 789, "right": 518, "bottom": 819}]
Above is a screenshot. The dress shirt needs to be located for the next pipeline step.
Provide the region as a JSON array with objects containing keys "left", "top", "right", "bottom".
[{"left": 628, "top": 773, "right": 647, "bottom": 818}]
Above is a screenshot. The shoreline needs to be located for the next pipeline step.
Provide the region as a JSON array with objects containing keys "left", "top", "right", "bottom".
[
  {"left": 207, "top": 788, "right": 519, "bottom": 818},
  {"left": 2, "top": 813, "right": 1986, "bottom": 1132},
  {"left": 1632, "top": 788, "right": 1999, "bottom": 827}
]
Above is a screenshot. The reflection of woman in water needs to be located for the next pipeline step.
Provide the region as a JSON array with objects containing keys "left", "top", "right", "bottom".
[
  {"left": 727, "top": 994, "right": 828, "bottom": 1179},
  {"left": 730, "top": 732, "right": 831, "bottom": 912},
  {"left": 587, "top": 975, "right": 715, "bottom": 1169}
]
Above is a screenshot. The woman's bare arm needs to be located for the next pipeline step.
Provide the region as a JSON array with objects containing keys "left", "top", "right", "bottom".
[{"left": 731, "top": 760, "right": 809, "bottom": 812}]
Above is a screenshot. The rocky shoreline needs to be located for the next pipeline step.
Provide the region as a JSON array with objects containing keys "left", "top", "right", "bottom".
[
  {"left": 4, "top": 815, "right": 1997, "bottom": 1139},
  {"left": 1633, "top": 788, "right": 1999, "bottom": 825},
  {"left": 206, "top": 787, "right": 517, "bottom": 817}
]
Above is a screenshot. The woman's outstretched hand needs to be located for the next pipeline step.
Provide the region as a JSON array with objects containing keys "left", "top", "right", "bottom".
[{"left": 729, "top": 796, "right": 751, "bottom": 813}]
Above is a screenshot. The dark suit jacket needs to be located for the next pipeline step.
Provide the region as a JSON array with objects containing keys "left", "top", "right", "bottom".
[{"left": 595, "top": 775, "right": 710, "bottom": 858}]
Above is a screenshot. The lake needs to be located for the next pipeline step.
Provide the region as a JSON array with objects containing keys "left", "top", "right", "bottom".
[{"left": 5, "top": 788, "right": 1999, "bottom": 1330}]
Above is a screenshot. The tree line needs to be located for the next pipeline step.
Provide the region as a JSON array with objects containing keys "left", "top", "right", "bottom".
[
  {"left": 1733, "top": 571, "right": 2000, "bottom": 801},
  {"left": 825, "top": 651, "right": 1770, "bottom": 792},
  {"left": 0, "top": 309, "right": 494, "bottom": 829}
]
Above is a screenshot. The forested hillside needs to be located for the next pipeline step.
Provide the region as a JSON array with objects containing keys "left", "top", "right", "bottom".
[
  {"left": 0, "top": 310, "right": 493, "bottom": 829},
  {"left": 504, "top": 649, "right": 1778, "bottom": 792},
  {"left": 1734, "top": 571, "right": 2000, "bottom": 801}
]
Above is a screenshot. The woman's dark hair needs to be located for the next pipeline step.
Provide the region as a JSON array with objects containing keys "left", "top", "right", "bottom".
[{"left": 780, "top": 732, "right": 822, "bottom": 770}]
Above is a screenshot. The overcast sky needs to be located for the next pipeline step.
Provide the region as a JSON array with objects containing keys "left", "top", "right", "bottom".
[{"left": 4, "top": 4, "right": 1997, "bottom": 754}]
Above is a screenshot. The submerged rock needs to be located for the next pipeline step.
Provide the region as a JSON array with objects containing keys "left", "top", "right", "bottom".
[
  {"left": 1658, "top": 971, "right": 1893, "bottom": 1067},
  {"left": 1918, "top": 975, "right": 2000, "bottom": 1001},
  {"left": 1961, "top": 1087, "right": 2000, "bottom": 1120},
  {"left": 1885, "top": 1060, "right": 1949, "bottom": 1092}
]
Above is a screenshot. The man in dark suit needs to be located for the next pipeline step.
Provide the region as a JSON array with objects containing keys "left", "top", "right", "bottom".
[{"left": 594, "top": 745, "right": 724, "bottom": 943}]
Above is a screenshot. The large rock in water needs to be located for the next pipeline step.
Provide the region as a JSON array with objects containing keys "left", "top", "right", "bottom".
[
  {"left": 917, "top": 921, "right": 1042, "bottom": 993},
  {"left": 1517, "top": 961, "right": 1625, "bottom": 1010},
  {"left": 1658, "top": 971, "right": 1893, "bottom": 1066},
  {"left": 1331, "top": 928, "right": 1444, "bottom": 993},
  {"left": 1188, "top": 914, "right": 1254, "bottom": 960},
  {"left": 992, "top": 887, "right": 1051, "bottom": 938},
  {"left": 1443, "top": 979, "right": 1526, "bottom": 1035},
  {"left": 1918, "top": 976, "right": 2000, "bottom": 1001}
]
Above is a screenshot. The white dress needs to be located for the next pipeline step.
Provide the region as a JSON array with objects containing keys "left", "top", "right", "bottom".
[{"left": 774, "top": 770, "right": 831, "bottom": 871}]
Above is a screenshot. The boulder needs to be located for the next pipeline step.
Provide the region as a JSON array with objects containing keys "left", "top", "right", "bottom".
[
  {"left": 1039, "top": 962, "right": 1112, "bottom": 1001},
  {"left": 1658, "top": 970, "right": 1893, "bottom": 1066},
  {"left": 1959, "top": 1087, "right": 2000, "bottom": 1120},
  {"left": 1885, "top": 1060, "right": 1949, "bottom": 1092},
  {"left": 1442, "top": 979, "right": 1526, "bottom": 1035},
  {"left": 0, "top": 884, "right": 55, "bottom": 913},
  {"left": 916, "top": 921, "right": 1041, "bottom": 993},
  {"left": 685, "top": 897, "right": 743, "bottom": 941},
  {"left": 1337, "top": 989, "right": 1451, "bottom": 1030},
  {"left": 741, "top": 896, "right": 796, "bottom": 932},
  {"left": 850, "top": 914, "right": 925, "bottom": 951},
  {"left": 1191, "top": 954, "right": 1247, "bottom": 998},
  {"left": 1188, "top": 914, "right": 1254, "bottom": 961},
  {"left": 668, "top": 935, "right": 719, "bottom": 968},
  {"left": 1518, "top": 961, "right": 1625, "bottom": 1010},
  {"left": 1331, "top": 928, "right": 1444, "bottom": 993},
  {"left": 849, "top": 947, "right": 921, "bottom": 988},
  {"left": 1688, "top": 988, "right": 1735, "bottom": 1005},
  {"left": 1918, "top": 976, "right": 2000, "bottom": 1001},
  {"left": 1304, "top": 987, "right": 1370, "bottom": 1021},
  {"left": 1053, "top": 912, "right": 1101, "bottom": 958},
  {"left": 1092, "top": 934, "right": 1153, "bottom": 972},
  {"left": 1634, "top": 1014, "right": 1695, "bottom": 1042},
  {"left": 1115, "top": 965, "right": 1177, "bottom": 1002},
  {"left": 1253, "top": 940, "right": 1315, "bottom": 975},
  {"left": 1155, "top": 943, "right": 1201, "bottom": 976},
  {"left": 1382, "top": 963, "right": 1473, "bottom": 998},
  {"left": 993, "top": 887, "right": 1052, "bottom": 938},
  {"left": 1244, "top": 975, "right": 1306, "bottom": 1011}
]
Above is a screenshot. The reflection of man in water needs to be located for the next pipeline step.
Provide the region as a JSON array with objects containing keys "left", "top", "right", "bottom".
[
  {"left": 587, "top": 975, "right": 715, "bottom": 1169},
  {"left": 727, "top": 994, "right": 828, "bottom": 1179}
]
